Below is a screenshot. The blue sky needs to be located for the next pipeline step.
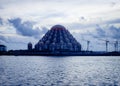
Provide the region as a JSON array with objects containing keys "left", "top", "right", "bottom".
[{"left": 0, "top": 0, "right": 120, "bottom": 51}]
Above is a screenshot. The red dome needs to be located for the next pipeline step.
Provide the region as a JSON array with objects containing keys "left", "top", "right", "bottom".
[{"left": 51, "top": 25, "right": 66, "bottom": 30}]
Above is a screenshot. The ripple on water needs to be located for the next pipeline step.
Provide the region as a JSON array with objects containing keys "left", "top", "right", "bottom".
[{"left": 0, "top": 56, "right": 120, "bottom": 86}]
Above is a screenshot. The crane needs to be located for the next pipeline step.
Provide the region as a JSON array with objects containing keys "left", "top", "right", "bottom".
[
  {"left": 105, "top": 40, "right": 109, "bottom": 52},
  {"left": 97, "top": 38, "right": 109, "bottom": 52},
  {"left": 81, "top": 38, "right": 90, "bottom": 51},
  {"left": 99, "top": 39, "right": 120, "bottom": 52},
  {"left": 109, "top": 41, "right": 120, "bottom": 52},
  {"left": 87, "top": 40, "right": 90, "bottom": 51}
]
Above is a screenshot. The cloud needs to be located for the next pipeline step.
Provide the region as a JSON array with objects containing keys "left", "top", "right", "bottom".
[
  {"left": 65, "top": 17, "right": 120, "bottom": 33},
  {"left": 0, "top": 18, "right": 3, "bottom": 25},
  {"left": 91, "top": 25, "right": 120, "bottom": 40},
  {"left": 106, "top": 18, "right": 120, "bottom": 24},
  {"left": 107, "top": 25, "right": 120, "bottom": 39},
  {"left": 0, "top": 34, "right": 25, "bottom": 44},
  {"left": 0, "top": 6, "right": 3, "bottom": 9},
  {"left": 0, "top": 35, "right": 6, "bottom": 43},
  {"left": 41, "top": 12, "right": 66, "bottom": 19},
  {"left": 80, "top": 16, "right": 85, "bottom": 20},
  {"left": 0, "top": 33, "right": 39, "bottom": 50},
  {"left": 65, "top": 22, "right": 97, "bottom": 31},
  {"left": 8, "top": 18, "right": 48, "bottom": 38}
]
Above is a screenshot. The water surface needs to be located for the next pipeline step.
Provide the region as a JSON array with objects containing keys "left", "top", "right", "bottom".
[{"left": 0, "top": 56, "right": 120, "bottom": 86}]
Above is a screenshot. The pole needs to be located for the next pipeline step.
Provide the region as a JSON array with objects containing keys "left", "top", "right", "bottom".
[
  {"left": 106, "top": 41, "right": 109, "bottom": 52},
  {"left": 87, "top": 41, "right": 90, "bottom": 51}
]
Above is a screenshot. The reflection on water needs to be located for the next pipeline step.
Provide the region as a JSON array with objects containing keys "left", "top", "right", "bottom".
[{"left": 0, "top": 56, "right": 120, "bottom": 86}]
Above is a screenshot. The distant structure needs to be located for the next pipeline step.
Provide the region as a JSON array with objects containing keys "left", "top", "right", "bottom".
[
  {"left": 87, "top": 41, "right": 90, "bottom": 51},
  {"left": 28, "top": 42, "right": 32, "bottom": 51},
  {"left": 114, "top": 41, "right": 118, "bottom": 52},
  {"left": 0, "top": 44, "right": 7, "bottom": 52},
  {"left": 35, "top": 25, "right": 81, "bottom": 52},
  {"left": 106, "top": 40, "right": 109, "bottom": 52}
]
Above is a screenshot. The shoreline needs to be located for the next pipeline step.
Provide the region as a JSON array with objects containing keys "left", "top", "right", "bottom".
[{"left": 1, "top": 51, "right": 120, "bottom": 56}]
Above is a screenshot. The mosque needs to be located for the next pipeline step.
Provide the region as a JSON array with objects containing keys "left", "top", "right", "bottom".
[{"left": 28, "top": 25, "right": 81, "bottom": 53}]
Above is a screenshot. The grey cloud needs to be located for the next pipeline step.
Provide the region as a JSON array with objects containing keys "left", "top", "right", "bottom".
[
  {"left": 0, "top": 35, "right": 6, "bottom": 43},
  {"left": 79, "top": 16, "right": 86, "bottom": 20},
  {"left": 66, "top": 18, "right": 120, "bottom": 41},
  {"left": 107, "top": 26, "right": 120, "bottom": 39},
  {"left": 96, "top": 25, "right": 106, "bottom": 37},
  {"left": 106, "top": 18, "right": 120, "bottom": 24},
  {"left": 91, "top": 25, "right": 120, "bottom": 39},
  {"left": 66, "top": 22, "right": 96, "bottom": 30},
  {"left": 8, "top": 18, "right": 48, "bottom": 39},
  {"left": 0, "top": 18, "right": 3, "bottom": 25},
  {"left": 0, "top": 34, "right": 37, "bottom": 50},
  {"left": 40, "top": 12, "right": 67, "bottom": 19},
  {"left": 41, "top": 26, "right": 48, "bottom": 33},
  {"left": 0, "top": 5, "right": 2, "bottom": 8},
  {"left": 68, "top": 18, "right": 120, "bottom": 30},
  {"left": 110, "top": 2, "right": 116, "bottom": 7},
  {"left": 0, "top": 35, "right": 17, "bottom": 44},
  {"left": 46, "top": 13, "right": 65, "bottom": 18}
]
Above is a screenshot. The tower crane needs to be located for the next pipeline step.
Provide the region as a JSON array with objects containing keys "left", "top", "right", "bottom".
[
  {"left": 97, "top": 38, "right": 109, "bottom": 52},
  {"left": 81, "top": 38, "right": 90, "bottom": 51}
]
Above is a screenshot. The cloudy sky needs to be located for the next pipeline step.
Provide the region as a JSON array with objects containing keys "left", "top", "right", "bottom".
[{"left": 0, "top": 0, "right": 120, "bottom": 51}]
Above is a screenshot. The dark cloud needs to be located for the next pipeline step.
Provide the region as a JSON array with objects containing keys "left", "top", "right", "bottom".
[
  {"left": 92, "top": 25, "right": 120, "bottom": 39},
  {"left": 8, "top": 18, "right": 48, "bottom": 38}
]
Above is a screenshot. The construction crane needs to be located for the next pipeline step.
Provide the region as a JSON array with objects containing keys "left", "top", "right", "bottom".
[
  {"left": 114, "top": 41, "right": 118, "bottom": 52},
  {"left": 97, "top": 38, "right": 109, "bottom": 52},
  {"left": 105, "top": 40, "right": 109, "bottom": 52},
  {"left": 87, "top": 40, "right": 90, "bottom": 51},
  {"left": 81, "top": 38, "right": 90, "bottom": 51},
  {"left": 100, "top": 39, "right": 120, "bottom": 52},
  {"left": 109, "top": 41, "right": 120, "bottom": 52}
]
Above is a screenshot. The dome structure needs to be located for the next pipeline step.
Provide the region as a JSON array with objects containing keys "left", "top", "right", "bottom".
[
  {"left": 51, "top": 25, "right": 66, "bottom": 30},
  {"left": 35, "top": 25, "right": 81, "bottom": 52}
]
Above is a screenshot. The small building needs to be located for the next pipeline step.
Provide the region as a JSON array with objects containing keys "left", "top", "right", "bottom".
[
  {"left": 28, "top": 42, "right": 32, "bottom": 51},
  {"left": 0, "top": 44, "right": 7, "bottom": 52}
]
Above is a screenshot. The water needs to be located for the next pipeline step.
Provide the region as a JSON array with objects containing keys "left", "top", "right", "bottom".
[{"left": 0, "top": 56, "right": 120, "bottom": 86}]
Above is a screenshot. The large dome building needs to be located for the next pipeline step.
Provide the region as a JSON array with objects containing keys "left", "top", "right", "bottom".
[{"left": 35, "top": 25, "right": 81, "bottom": 52}]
